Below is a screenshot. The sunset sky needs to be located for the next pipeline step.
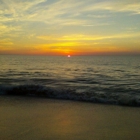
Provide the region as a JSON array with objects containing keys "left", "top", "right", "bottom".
[{"left": 0, "top": 0, "right": 140, "bottom": 55}]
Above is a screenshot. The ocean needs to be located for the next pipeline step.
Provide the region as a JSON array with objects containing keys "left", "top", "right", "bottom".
[{"left": 0, "top": 55, "right": 140, "bottom": 106}]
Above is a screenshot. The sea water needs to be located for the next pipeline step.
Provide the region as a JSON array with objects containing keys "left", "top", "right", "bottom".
[{"left": 0, "top": 55, "right": 140, "bottom": 106}]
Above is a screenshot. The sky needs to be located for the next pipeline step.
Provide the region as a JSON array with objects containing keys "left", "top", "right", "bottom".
[{"left": 0, "top": 0, "right": 140, "bottom": 55}]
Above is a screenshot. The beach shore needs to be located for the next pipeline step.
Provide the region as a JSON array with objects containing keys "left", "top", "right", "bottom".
[{"left": 0, "top": 96, "right": 140, "bottom": 140}]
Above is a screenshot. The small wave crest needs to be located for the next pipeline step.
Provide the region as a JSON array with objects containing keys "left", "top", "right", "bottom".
[{"left": 0, "top": 84, "right": 140, "bottom": 107}]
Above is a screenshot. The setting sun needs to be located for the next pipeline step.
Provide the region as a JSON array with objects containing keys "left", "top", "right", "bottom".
[{"left": 0, "top": 1, "right": 140, "bottom": 140}]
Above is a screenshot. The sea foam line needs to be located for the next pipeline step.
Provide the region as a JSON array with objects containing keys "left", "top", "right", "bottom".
[{"left": 0, "top": 84, "right": 140, "bottom": 107}]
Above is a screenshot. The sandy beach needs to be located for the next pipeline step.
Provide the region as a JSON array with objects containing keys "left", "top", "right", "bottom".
[{"left": 0, "top": 96, "right": 140, "bottom": 140}]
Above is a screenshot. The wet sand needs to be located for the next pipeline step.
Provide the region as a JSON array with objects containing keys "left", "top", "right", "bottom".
[{"left": 0, "top": 96, "right": 140, "bottom": 140}]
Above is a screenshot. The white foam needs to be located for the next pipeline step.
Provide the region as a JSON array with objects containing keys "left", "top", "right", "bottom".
[{"left": 0, "top": 84, "right": 140, "bottom": 106}]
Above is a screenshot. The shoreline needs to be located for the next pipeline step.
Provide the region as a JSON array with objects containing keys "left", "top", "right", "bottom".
[
  {"left": 0, "top": 95, "right": 140, "bottom": 140},
  {"left": 1, "top": 84, "right": 140, "bottom": 107}
]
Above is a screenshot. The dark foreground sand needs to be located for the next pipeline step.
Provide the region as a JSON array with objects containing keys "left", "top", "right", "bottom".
[{"left": 0, "top": 96, "right": 140, "bottom": 140}]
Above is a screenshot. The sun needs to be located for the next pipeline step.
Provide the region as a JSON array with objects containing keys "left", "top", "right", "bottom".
[{"left": 67, "top": 55, "right": 71, "bottom": 57}]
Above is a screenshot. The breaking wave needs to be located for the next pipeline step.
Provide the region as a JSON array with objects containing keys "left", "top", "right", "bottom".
[{"left": 0, "top": 84, "right": 140, "bottom": 107}]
